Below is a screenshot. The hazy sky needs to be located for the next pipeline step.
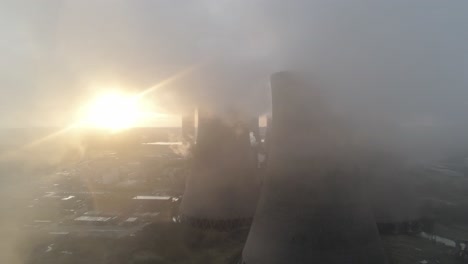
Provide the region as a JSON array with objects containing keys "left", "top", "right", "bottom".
[{"left": 0, "top": 0, "right": 467, "bottom": 128}]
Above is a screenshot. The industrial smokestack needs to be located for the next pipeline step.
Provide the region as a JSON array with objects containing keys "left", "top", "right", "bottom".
[
  {"left": 242, "top": 71, "right": 388, "bottom": 263},
  {"left": 180, "top": 108, "right": 260, "bottom": 230}
]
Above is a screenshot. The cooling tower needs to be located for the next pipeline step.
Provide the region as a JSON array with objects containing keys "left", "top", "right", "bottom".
[
  {"left": 242, "top": 72, "right": 388, "bottom": 264},
  {"left": 180, "top": 109, "right": 260, "bottom": 230}
]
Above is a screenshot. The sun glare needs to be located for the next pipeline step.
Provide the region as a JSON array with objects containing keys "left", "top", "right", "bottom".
[{"left": 81, "top": 92, "right": 143, "bottom": 132}]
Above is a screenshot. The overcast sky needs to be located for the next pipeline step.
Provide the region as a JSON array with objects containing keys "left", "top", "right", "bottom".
[{"left": 0, "top": 0, "right": 467, "bottom": 129}]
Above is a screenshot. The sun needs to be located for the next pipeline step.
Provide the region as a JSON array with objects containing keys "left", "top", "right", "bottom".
[{"left": 80, "top": 91, "right": 143, "bottom": 132}]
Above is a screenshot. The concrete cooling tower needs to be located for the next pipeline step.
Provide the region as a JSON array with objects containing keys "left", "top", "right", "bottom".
[
  {"left": 242, "top": 71, "right": 388, "bottom": 264},
  {"left": 180, "top": 109, "right": 260, "bottom": 230}
]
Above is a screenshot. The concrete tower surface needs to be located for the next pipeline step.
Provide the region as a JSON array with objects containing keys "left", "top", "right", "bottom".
[
  {"left": 180, "top": 108, "right": 260, "bottom": 230},
  {"left": 242, "top": 72, "right": 388, "bottom": 264}
]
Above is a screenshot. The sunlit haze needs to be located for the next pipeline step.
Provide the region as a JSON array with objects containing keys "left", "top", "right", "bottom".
[{"left": 78, "top": 90, "right": 179, "bottom": 131}]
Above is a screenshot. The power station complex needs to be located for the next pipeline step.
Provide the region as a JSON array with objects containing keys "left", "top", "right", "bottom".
[{"left": 180, "top": 71, "right": 421, "bottom": 263}]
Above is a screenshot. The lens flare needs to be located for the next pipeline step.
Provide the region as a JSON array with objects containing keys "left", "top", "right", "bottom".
[{"left": 80, "top": 91, "right": 143, "bottom": 132}]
